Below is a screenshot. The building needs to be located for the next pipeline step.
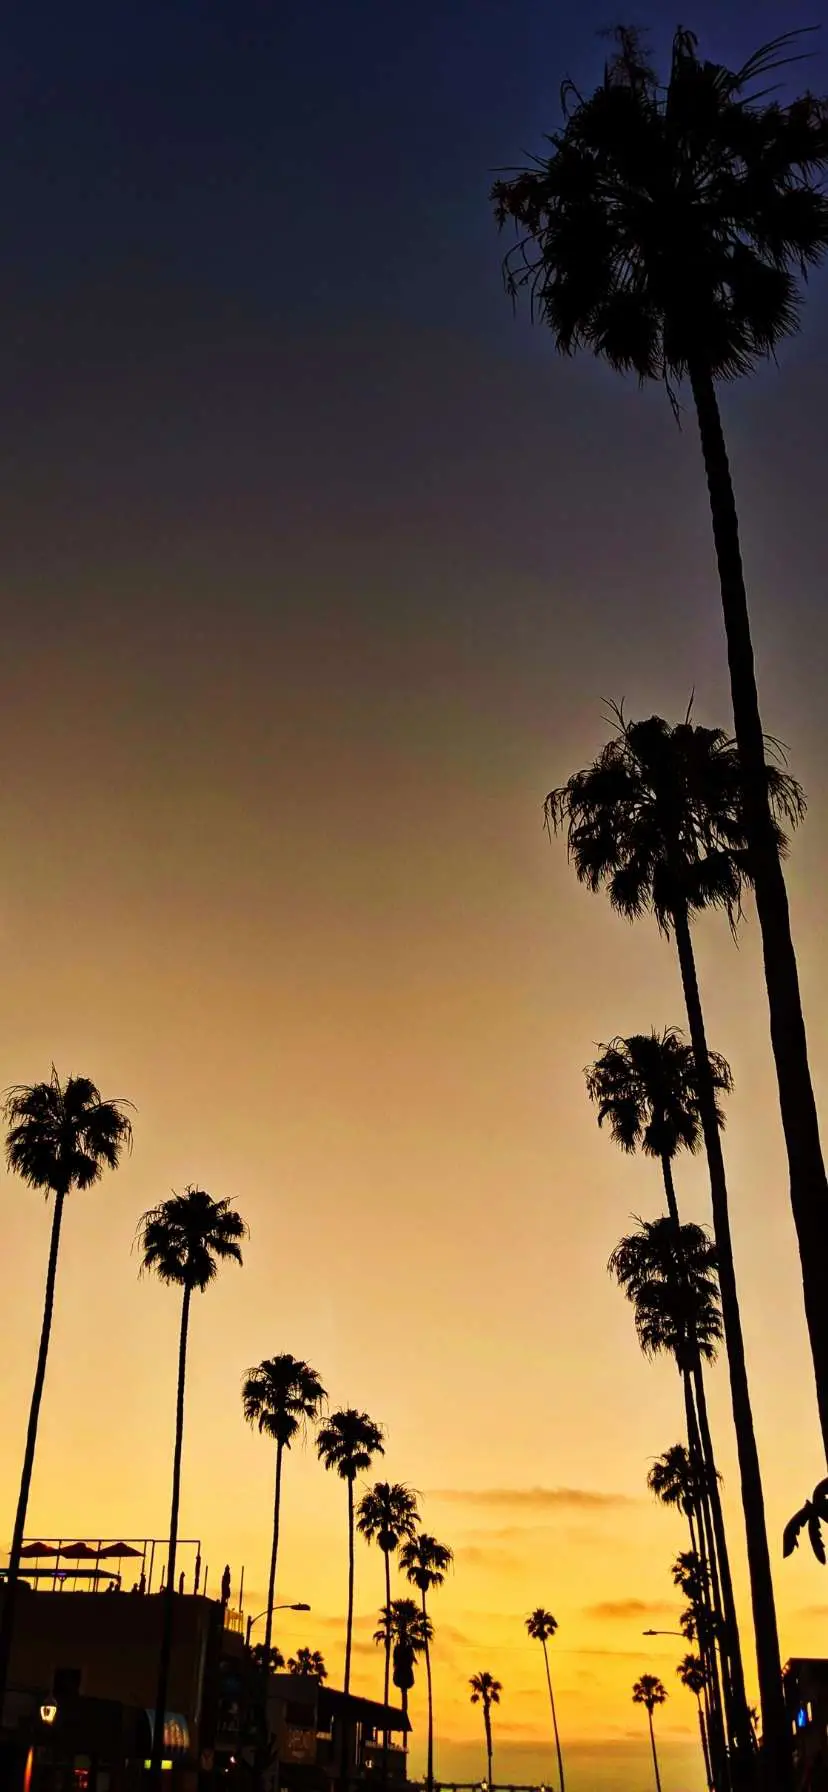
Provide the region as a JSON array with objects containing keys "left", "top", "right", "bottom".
[
  {"left": 216, "top": 1669, "right": 409, "bottom": 1788},
  {"left": 784, "top": 1658, "right": 828, "bottom": 1791}
]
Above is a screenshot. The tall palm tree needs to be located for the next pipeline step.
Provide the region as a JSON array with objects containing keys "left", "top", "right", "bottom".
[
  {"left": 358, "top": 1482, "right": 419, "bottom": 1773},
  {"left": 399, "top": 1534, "right": 453, "bottom": 1792},
  {"left": 492, "top": 27, "right": 828, "bottom": 1475},
  {"left": 288, "top": 1648, "right": 327, "bottom": 1681},
  {"left": 525, "top": 1610, "right": 565, "bottom": 1792},
  {"left": 138, "top": 1186, "right": 246, "bottom": 1789},
  {"left": 0, "top": 1070, "right": 133, "bottom": 1710},
  {"left": 470, "top": 1672, "right": 501, "bottom": 1787},
  {"left": 679, "top": 1655, "right": 714, "bottom": 1792},
  {"left": 586, "top": 1027, "right": 731, "bottom": 1227},
  {"left": 316, "top": 1410, "right": 385, "bottom": 1702},
  {"left": 648, "top": 1445, "right": 702, "bottom": 1556},
  {"left": 242, "top": 1355, "right": 327, "bottom": 1665},
  {"left": 374, "top": 1599, "right": 432, "bottom": 1730},
  {"left": 633, "top": 1675, "right": 668, "bottom": 1792},
  {"left": 548, "top": 710, "right": 797, "bottom": 1782}
]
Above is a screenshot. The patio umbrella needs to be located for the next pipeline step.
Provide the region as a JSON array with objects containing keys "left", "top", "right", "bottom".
[
  {"left": 19, "top": 1543, "right": 58, "bottom": 1558},
  {"left": 98, "top": 1542, "right": 143, "bottom": 1558}
]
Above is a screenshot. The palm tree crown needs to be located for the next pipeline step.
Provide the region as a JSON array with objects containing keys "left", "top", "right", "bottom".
[
  {"left": 316, "top": 1409, "right": 385, "bottom": 1479},
  {"left": 357, "top": 1483, "right": 419, "bottom": 1554},
  {"left": 470, "top": 1671, "right": 502, "bottom": 1708},
  {"left": 586, "top": 1029, "right": 731, "bottom": 1162},
  {"left": 609, "top": 1217, "right": 723, "bottom": 1369},
  {"left": 288, "top": 1648, "right": 327, "bottom": 1681},
  {"left": 374, "top": 1600, "right": 433, "bottom": 1655},
  {"left": 677, "top": 1654, "right": 708, "bottom": 1697},
  {"left": 4, "top": 1069, "right": 133, "bottom": 1192},
  {"left": 493, "top": 27, "right": 828, "bottom": 386},
  {"left": 546, "top": 711, "right": 803, "bottom": 935},
  {"left": 242, "top": 1355, "right": 327, "bottom": 1447},
  {"left": 138, "top": 1186, "right": 246, "bottom": 1289},
  {"left": 633, "top": 1675, "right": 668, "bottom": 1714},
  {"left": 399, "top": 1533, "right": 453, "bottom": 1593},
  {"left": 647, "top": 1444, "right": 699, "bottom": 1517},
  {"left": 526, "top": 1608, "right": 558, "bottom": 1644}
]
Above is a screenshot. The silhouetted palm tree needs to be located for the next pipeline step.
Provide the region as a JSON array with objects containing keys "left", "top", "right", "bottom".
[
  {"left": 550, "top": 710, "right": 796, "bottom": 1776},
  {"left": 139, "top": 1186, "right": 246, "bottom": 1788},
  {"left": 470, "top": 1671, "right": 501, "bottom": 1787},
  {"left": 586, "top": 1027, "right": 731, "bottom": 1227},
  {"left": 251, "top": 1643, "right": 285, "bottom": 1672},
  {"left": 0, "top": 1070, "right": 133, "bottom": 1709},
  {"left": 288, "top": 1648, "right": 327, "bottom": 1681},
  {"left": 374, "top": 1599, "right": 432, "bottom": 1731},
  {"left": 525, "top": 1610, "right": 565, "bottom": 1792},
  {"left": 648, "top": 1446, "right": 701, "bottom": 1555},
  {"left": 316, "top": 1410, "right": 385, "bottom": 1704},
  {"left": 678, "top": 1655, "right": 713, "bottom": 1792},
  {"left": 783, "top": 1477, "right": 828, "bottom": 1566},
  {"left": 399, "top": 1534, "right": 453, "bottom": 1792},
  {"left": 358, "top": 1483, "right": 419, "bottom": 1769},
  {"left": 633, "top": 1675, "right": 667, "bottom": 1792},
  {"left": 242, "top": 1355, "right": 327, "bottom": 1664},
  {"left": 493, "top": 31, "right": 828, "bottom": 1500}
]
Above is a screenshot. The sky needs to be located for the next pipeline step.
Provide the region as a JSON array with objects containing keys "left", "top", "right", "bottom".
[{"left": 2, "top": 1, "right": 828, "bottom": 1786}]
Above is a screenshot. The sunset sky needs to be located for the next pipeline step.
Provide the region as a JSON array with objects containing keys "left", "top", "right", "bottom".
[{"left": 3, "top": 2, "right": 828, "bottom": 1787}]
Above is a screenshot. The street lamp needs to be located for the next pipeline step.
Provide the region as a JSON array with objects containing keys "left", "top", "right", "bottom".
[
  {"left": 642, "top": 1629, "right": 685, "bottom": 1637},
  {"left": 246, "top": 1602, "right": 310, "bottom": 1646}
]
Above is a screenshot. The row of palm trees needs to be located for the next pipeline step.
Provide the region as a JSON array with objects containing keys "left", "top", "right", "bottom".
[{"left": 493, "top": 29, "right": 828, "bottom": 1783}]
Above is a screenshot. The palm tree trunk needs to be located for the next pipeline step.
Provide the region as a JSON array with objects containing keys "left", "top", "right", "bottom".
[
  {"left": 698, "top": 1695, "right": 714, "bottom": 1792},
  {"left": 648, "top": 1709, "right": 663, "bottom": 1792},
  {"left": 541, "top": 1638, "right": 565, "bottom": 1792},
  {"left": 683, "top": 1374, "right": 731, "bottom": 1792},
  {"left": 689, "top": 360, "right": 828, "bottom": 1460},
  {"left": 0, "top": 1186, "right": 67, "bottom": 1714},
  {"left": 339, "top": 1476, "right": 356, "bottom": 1792},
  {"left": 150, "top": 1281, "right": 192, "bottom": 1791},
  {"left": 422, "top": 1589, "right": 434, "bottom": 1792},
  {"left": 693, "top": 1363, "right": 752, "bottom": 1750},
  {"left": 263, "top": 1439, "right": 284, "bottom": 1663},
  {"left": 381, "top": 1549, "right": 392, "bottom": 1782},
  {"left": 484, "top": 1703, "right": 493, "bottom": 1786},
  {"left": 661, "top": 1154, "right": 681, "bottom": 1226},
  {"left": 673, "top": 902, "right": 790, "bottom": 1792}
]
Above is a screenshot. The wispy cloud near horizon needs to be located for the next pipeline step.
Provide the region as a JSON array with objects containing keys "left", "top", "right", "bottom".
[
  {"left": 427, "top": 1486, "right": 636, "bottom": 1510},
  {"left": 585, "top": 1598, "right": 675, "bottom": 1622}
]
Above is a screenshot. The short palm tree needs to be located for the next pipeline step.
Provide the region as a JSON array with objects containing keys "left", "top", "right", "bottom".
[
  {"left": 358, "top": 1482, "right": 419, "bottom": 1765},
  {"left": 374, "top": 1599, "right": 432, "bottom": 1729},
  {"left": 251, "top": 1642, "right": 285, "bottom": 1673},
  {"left": 493, "top": 28, "right": 828, "bottom": 1496},
  {"left": 633, "top": 1675, "right": 667, "bottom": 1792},
  {"left": 469, "top": 1671, "right": 501, "bottom": 1787},
  {"left": 242, "top": 1355, "right": 327, "bottom": 1665},
  {"left": 525, "top": 1610, "right": 565, "bottom": 1792},
  {"left": 288, "top": 1647, "right": 327, "bottom": 1681},
  {"left": 316, "top": 1410, "right": 385, "bottom": 1701},
  {"left": 548, "top": 710, "right": 795, "bottom": 1775},
  {"left": 678, "top": 1656, "right": 713, "bottom": 1791},
  {"left": 0, "top": 1070, "right": 133, "bottom": 1709},
  {"left": 399, "top": 1534, "right": 453, "bottom": 1792},
  {"left": 586, "top": 1027, "right": 731, "bottom": 1226},
  {"left": 138, "top": 1186, "right": 246, "bottom": 1788}
]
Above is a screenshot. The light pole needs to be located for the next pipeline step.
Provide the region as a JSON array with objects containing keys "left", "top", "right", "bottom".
[
  {"left": 246, "top": 1601, "right": 310, "bottom": 1647},
  {"left": 642, "top": 1629, "right": 685, "bottom": 1638}
]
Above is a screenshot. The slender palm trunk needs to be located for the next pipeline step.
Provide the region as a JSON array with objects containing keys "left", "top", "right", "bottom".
[
  {"left": 683, "top": 1376, "right": 730, "bottom": 1792},
  {"left": 263, "top": 1439, "right": 284, "bottom": 1664},
  {"left": 693, "top": 1364, "right": 752, "bottom": 1750},
  {"left": 689, "top": 361, "right": 828, "bottom": 1459},
  {"left": 0, "top": 1186, "right": 67, "bottom": 1716},
  {"left": 661, "top": 1154, "right": 681, "bottom": 1226},
  {"left": 484, "top": 1702, "right": 493, "bottom": 1786},
  {"left": 648, "top": 1708, "right": 663, "bottom": 1792},
  {"left": 381, "top": 1549, "right": 392, "bottom": 1780},
  {"left": 338, "top": 1477, "right": 357, "bottom": 1792},
  {"left": 698, "top": 1696, "right": 714, "bottom": 1792},
  {"left": 422, "top": 1589, "right": 435, "bottom": 1792},
  {"left": 673, "top": 903, "right": 789, "bottom": 1792},
  {"left": 149, "top": 1281, "right": 192, "bottom": 1791},
  {"left": 541, "top": 1638, "right": 565, "bottom": 1792}
]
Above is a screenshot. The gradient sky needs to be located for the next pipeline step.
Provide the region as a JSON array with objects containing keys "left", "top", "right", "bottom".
[{"left": 3, "top": 2, "right": 828, "bottom": 1787}]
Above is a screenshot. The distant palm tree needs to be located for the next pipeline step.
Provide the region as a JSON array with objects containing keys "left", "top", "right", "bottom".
[
  {"left": 633, "top": 1675, "right": 667, "bottom": 1792},
  {"left": 374, "top": 1599, "right": 432, "bottom": 1731},
  {"left": 316, "top": 1410, "right": 385, "bottom": 1701},
  {"left": 138, "top": 1186, "right": 246, "bottom": 1788},
  {"left": 288, "top": 1647, "right": 327, "bottom": 1681},
  {"left": 549, "top": 710, "right": 798, "bottom": 1775},
  {"left": 493, "top": 28, "right": 828, "bottom": 1522},
  {"left": 399, "top": 1534, "right": 453, "bottom": 1792},
  {"left": 648, "top": 1445, "right": 702, "bottom": 1555},
  {"left": 470, "top": 1671, "right": 501, "bottom": 1787},
  {"left": 358, "top": 1482, "right": 419, "bottom": 1772},
  {"left": 678, "top": 1654, "right": 713, "bottom": 1790},
  {"left": 251, "top": 1642, "right": 285, "bottom": 1673},
  {"left": 586, "top": 1027, "right": 731, "bottom": 1228},
  {"left": 242, "top": 1355, "right": 327, "bottom": 1665},
  {"left": 525, "top": 1609, "right": 565, "bottom": 1792},
  {"left": 0, "top": 1070, "right": 133, "bottom": 1709}
]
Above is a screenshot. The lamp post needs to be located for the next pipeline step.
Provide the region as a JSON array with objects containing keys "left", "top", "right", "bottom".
[
  {"left": 246, "top": 1602, "right": 310, "bottom": 1647},
  {"left": 642, "top": 1629, "right": 685, "bottom": 1637}
]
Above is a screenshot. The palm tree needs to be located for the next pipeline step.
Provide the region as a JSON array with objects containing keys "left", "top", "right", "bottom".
[
  {"left": 679, "top": 1655, "right": 713, "bottom": 1792},
  {"left": 492, "top": 27, "right": 828, "bottom": 1480},
  {"left": 548, "top": 710, "right": 797, "bottom": 1781},
  {"left": 138, "top": 1186, "right": 246, "bottom": 1788},
  {"left": 648, "top": 1445, "right": 702, "bottom": 1556},
  {"left": 374, "top": 1599, "right": 432, "bottom": 1730},
  {"left": 470, "top": 1672, "right": 501, "bottom": 1787},
  {"left": 399, "top": 1534, "right": 453, "bottom": 1792},
  {"left": 0, "top": 1070, "right": 133, "bottom": 1709},
  {"left": 357, "top": 1483, "right": 419, "bottom": 1772},
  {"left": 525, "top": 1610, "right": 565, "bottom": 1792},
  {"left": 242, "top": 1355, "right": 327, "bottom": 1665},
  {"left": 288, "top": 1648, "right": 327, "bottom": 1681},
  {"left": 586, "top": 1027, "right": 731, "bottom": 1227},
  {"left": 633, "top": 1675, "right": 667, "bottom": 1792},
  {"left": 316, "top": 1410, "right": 385, "bottom": 1702},
  {"left": 251, "top": 1643, "right": 285, "bottom": 1673}
]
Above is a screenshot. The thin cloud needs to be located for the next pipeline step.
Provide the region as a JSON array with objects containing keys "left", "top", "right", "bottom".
[
  {"left": 428, "top": 1486, "right": 635, "bottom": 1511},
  {"left": 454, "top": 1545, "right": 522, "bottom": 1571},
  {"left": 585, "top": 1598, "right": 675, "bottom": 1622}
]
